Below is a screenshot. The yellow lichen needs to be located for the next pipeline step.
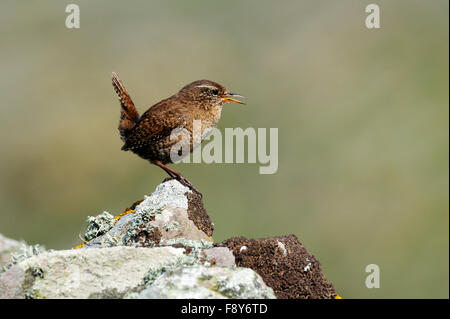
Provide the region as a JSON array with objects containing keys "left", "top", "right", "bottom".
[
  {"left": 72, "top": 208, "right": 135, "bottom": 249},
  {"left": 73, "top": 242, "right": 86, "bottom": 249},
  {"left": 114, "top": 209, "right": 135, "bottom": 223}
]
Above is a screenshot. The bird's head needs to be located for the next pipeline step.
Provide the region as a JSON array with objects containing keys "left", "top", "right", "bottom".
[{"left": 178, "top": 80, "right": 245, "bottom": 108}]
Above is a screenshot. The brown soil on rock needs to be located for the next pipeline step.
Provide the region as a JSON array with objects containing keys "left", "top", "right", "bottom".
[
  {"left": 129, "top": 225, "right": 161, "bottom": 246},
  {"left": 219, "top": 234, "right": 337, "bottom": 299},
  {"left": 186, "top": 191, "right": 214, "bottom": 237}
]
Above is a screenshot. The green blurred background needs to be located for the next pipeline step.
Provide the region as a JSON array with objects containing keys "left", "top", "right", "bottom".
[{"left": 0, "top": 0, "right": 448, "bottom": 298}]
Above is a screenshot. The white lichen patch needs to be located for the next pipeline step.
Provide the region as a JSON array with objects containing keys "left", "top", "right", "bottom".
[
  {"left": 277, "top": 241, "right": 287, "bottom": 257},
  {"left": 139, "top": 266, "right": 276, "bottom": 299},
  {"left": 304, "top": 263, "right": 312, "bottom": 272},
  {"left": 216, "top": 267, "right": 275, "bottom": 299},
  {"left": 142, "top": 242, "right": 208, "bottom": 286},
  {"left": 239, "top": 246, "right": 247, "bottom": 252},
  {"left": 162, "top": 238, "right": 214, "bottom": 249},
  {"left": 84, "top": 211, "right": 115, "bottom": 241},
  {"left": 121, "top": 206, "right": 163, "bottom": 246},
  {"left": 0, "top": 234, "right": 27, "bottom": 269},
  {"left": 136, "top": 179, "right": 190, "bottom": 214},
  {"left": 1, "top": 243, "right": 48, "bottom": 273},
  {"left": 163, "top": 221, "right": 180, "bottom": 232},
  {"left": 154, "top": 208, "right": 173, "bottom": 223}
]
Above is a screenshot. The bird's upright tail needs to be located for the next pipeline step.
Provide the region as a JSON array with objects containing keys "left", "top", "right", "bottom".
[{"left": 112, "top": 72, "right": 140, "bottom": 141}]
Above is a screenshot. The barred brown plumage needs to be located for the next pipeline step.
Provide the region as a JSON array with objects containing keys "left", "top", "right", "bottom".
[{"left": 112, "top": 72, "right": 245, "bottom": 195}]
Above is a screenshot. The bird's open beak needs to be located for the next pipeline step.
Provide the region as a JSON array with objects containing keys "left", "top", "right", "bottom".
[{"left": 221, "top": 92, "right": 246, "bottom": 105}]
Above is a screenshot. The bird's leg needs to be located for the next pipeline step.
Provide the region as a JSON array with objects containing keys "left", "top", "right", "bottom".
[{"left": 152, "top": 161, "right": 202, "bottom": 196}]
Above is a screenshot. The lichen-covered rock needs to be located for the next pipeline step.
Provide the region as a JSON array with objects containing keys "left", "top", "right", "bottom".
[
  {"left": 0, "top": 235, "right": 48, "bottom": 273},
  {"left": 84, "top": 180, "right": 213, "bottom": 249},
  {"left": 0, "top": 180, "right": 338, "bottom": 299},
  {"left": 0, "top": 246, "right": 190, "bottom": 299},
  {"left": 138, "top": 266, "right": 276, "bottom": 299},
  {"left": 203, "top": 247, "right": 235, "bottom": 267},
  {"left": 0, "top": 234, "right": 26, "bottom": 268},
  {"left": 83, "top": 212, "right": 116, "bottom": 241},
  {"left": 0, "top": 238, "right": 238, "bottom": 299}
]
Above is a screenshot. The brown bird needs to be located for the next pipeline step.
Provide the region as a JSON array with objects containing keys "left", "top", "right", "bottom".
[{"left": 112, "top": 72, "right": 245, "bottom": 194}]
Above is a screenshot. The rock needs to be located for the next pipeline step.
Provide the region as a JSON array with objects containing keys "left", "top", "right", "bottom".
[
  {"left": 83, "top": 212, "right": 116, "bottom": 241},
  {"left": 220, "top": 234, "right": 337, "bottom": 299},
  {"left": 203, "top": 247, "right": 235, "bottom": 267},
  {"left": 0, "top": 243, "right": 275, "bottom": 299},
  {"left": 0, "top": 234, "right": 26, "bottom": 268},
  {"left": 138, "top": 266, "right": 276, "bottom": 299},
  {"left": 0, "top": 234, "right": 48, "bottom": 273},
  {"left": 84, "top": 179, "right": 214, "bottom": 248},
  {"left": 0, "top": 179, "right": 338, "bottom": 299},
  {"left": 0, "top": 246, "right": 188, "bottom": 299}
]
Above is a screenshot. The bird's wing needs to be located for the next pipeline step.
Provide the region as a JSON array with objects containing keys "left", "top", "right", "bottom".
[{"left": 121, "top": 105, "right": 188, "bottom": 151}]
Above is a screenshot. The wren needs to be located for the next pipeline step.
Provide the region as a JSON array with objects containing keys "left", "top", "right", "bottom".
[{"left": 112, "top": 72, "right": 245, "bottom": 194}]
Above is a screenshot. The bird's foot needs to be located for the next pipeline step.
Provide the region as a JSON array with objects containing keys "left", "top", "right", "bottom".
[
  {"left": 162, "top": 176, "right": 201, "bottom": 195},
  {"left": 170, "top": 175, "right": 202, "bottom": 198},
  {"left": 152, "top": 161, "right": 203, "bottom": 197},
  {"left": 161, "top": 176, "right": 202, "bottom": 197}
]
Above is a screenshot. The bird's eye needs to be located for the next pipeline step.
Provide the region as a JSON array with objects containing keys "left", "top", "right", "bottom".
[{"left": 212, "top": 89, "right": 218, "bottom": 95}]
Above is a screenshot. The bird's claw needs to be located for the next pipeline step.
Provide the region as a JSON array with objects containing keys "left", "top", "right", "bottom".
[{"left": 177, "top": 176, "right": 202, "bottom": 198}]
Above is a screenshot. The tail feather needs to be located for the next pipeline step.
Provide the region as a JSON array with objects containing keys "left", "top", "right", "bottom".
[{"left": 112, "top": 72, "right": 140, "bottom": 141}]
